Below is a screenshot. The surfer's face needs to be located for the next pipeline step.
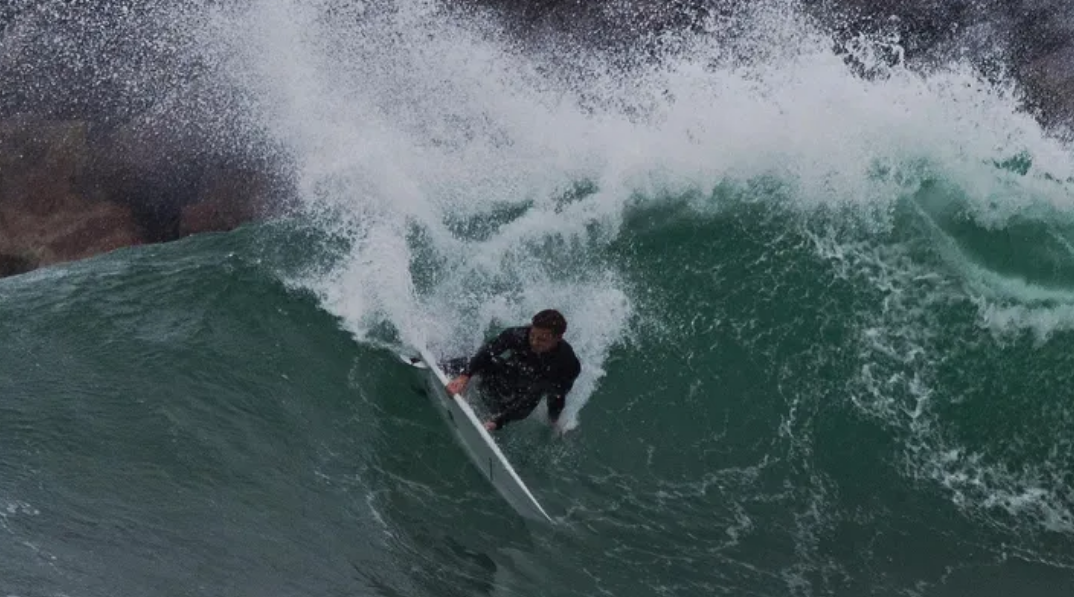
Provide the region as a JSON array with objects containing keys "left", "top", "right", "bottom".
[{"left": 529, "top": 326, "right": 559, "bottom": 353}]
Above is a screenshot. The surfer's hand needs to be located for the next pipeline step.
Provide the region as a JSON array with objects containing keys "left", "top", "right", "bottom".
[
  {"left": 484, "top": 420, "right": 497, "bottom": 431},
  {"left": 550, "top": 419, "right": 568, "bottom": 437},
  {"left": 446, "top": 375, "right": 470, "bottom": 395}
]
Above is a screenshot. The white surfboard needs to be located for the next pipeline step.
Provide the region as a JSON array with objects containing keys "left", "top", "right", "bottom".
[{"left": 400, "top": 348, "right": 554, "bottom": 523}]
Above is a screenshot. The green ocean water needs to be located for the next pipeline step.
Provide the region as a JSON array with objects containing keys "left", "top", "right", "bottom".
[
  {"left": 6, "top": 0, "right": 1074, "bottom": 595},
  {"left": 3, "top": 175, "right": 1074, "bottom": 596}
]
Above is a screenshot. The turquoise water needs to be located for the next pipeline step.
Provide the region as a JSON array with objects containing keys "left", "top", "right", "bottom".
[
  {"left": 4, "top": 0, "right": 1074, "bottom": 595},
  {"left": 2, "top": 188, "right": 1073, "bottom": 596}
]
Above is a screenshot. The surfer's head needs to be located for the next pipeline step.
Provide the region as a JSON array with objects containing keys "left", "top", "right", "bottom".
[{"left": 529, "top": 309, "right": 566, "bottom": 353}]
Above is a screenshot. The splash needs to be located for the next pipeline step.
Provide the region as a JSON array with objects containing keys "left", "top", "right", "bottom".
[{"left": 203, "top": 0, "right": 1074, "bottom": 460}]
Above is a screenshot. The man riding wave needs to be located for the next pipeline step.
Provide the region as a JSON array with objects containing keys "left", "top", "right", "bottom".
[{"left": 445, "top": 309, "right": 581, "bottom": 432}]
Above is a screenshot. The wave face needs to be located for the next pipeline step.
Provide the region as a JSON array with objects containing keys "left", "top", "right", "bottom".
[{"left": 3, "top": 1, "right": 1074, "bottom": 596}]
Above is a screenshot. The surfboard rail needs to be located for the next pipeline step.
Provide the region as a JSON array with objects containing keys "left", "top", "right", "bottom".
[{"left": 406, "top": 347, "right": 554, "bottom": 523}]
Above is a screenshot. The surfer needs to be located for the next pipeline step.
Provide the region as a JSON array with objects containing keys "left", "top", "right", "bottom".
[{"left": 445, "top": 309, "right": 581, "bottom": 432}]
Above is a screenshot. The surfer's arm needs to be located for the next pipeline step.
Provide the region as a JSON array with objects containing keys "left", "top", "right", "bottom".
[
  {"left": 545, "top": 379, "right": 573, "bottom": 423},
  {"left": 461, "top": 328, "right": 523, "bottom": 377},
  {"left": 448, "top": 330, "right": 520, "bottom": 395},
  {"left": 546, "top": 359, "right": 581, "bottom": 423},
  {"left": 546, "top": 393, "right": 566, "bottom": 423}
]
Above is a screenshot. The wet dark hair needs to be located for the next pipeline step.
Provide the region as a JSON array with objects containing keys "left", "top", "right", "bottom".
[{"left": 532, "top": 309, "right": 567, "bottom": 336}]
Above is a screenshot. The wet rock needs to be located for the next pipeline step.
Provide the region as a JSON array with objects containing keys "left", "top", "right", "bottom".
[
  {"left": 0, "top": 117, "right": 143, "bottom": 273},
  {"left": 180, "top": 166, "right": 276, "bottom": 237},
  {"left": 0, "top": 114, "right": 284, "bottom": 279}
]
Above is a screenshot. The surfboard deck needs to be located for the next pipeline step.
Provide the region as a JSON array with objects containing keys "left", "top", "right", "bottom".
[{"left": 400, "top": 348, "right": 554, "bottom": 524}]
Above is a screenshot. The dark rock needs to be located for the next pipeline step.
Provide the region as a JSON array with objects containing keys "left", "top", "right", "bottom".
[
  {"left": 0, "top": 1, "right": 293, "bottom": 279},
  {"left": 0, "top": 253, "right": 33, "bottom": 277},
  {"left": 0, "top": 116, "right": 144, "bottom": 272},
  {"left": 180, "top": 166, "right": 276, "bottom": 238},
  {"left": 0, "top": 114, "right": 287, "bottom": 279}
]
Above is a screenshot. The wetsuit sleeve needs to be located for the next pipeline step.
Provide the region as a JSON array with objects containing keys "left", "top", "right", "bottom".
[
  {"left": 461, "top": 328, "right": 522, "bottom": 377},
  {"left": 546, "top": 357, "right": 581, "bottom": 423},
  {"left": 546, "top": 394, "right": 566, "bottom": 423}
]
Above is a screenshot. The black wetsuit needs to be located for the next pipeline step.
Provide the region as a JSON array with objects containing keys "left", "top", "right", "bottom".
[{"left": 452, "top": 326, "right": 581, "bottom": 429}]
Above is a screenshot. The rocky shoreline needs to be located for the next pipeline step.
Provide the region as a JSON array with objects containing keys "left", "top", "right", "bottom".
[
  {"left": 0, "top": 115, "right": 289, "bottom": 278},
  {"left": 2, "top": 0, "right": 1072, "bottom": 280}
]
